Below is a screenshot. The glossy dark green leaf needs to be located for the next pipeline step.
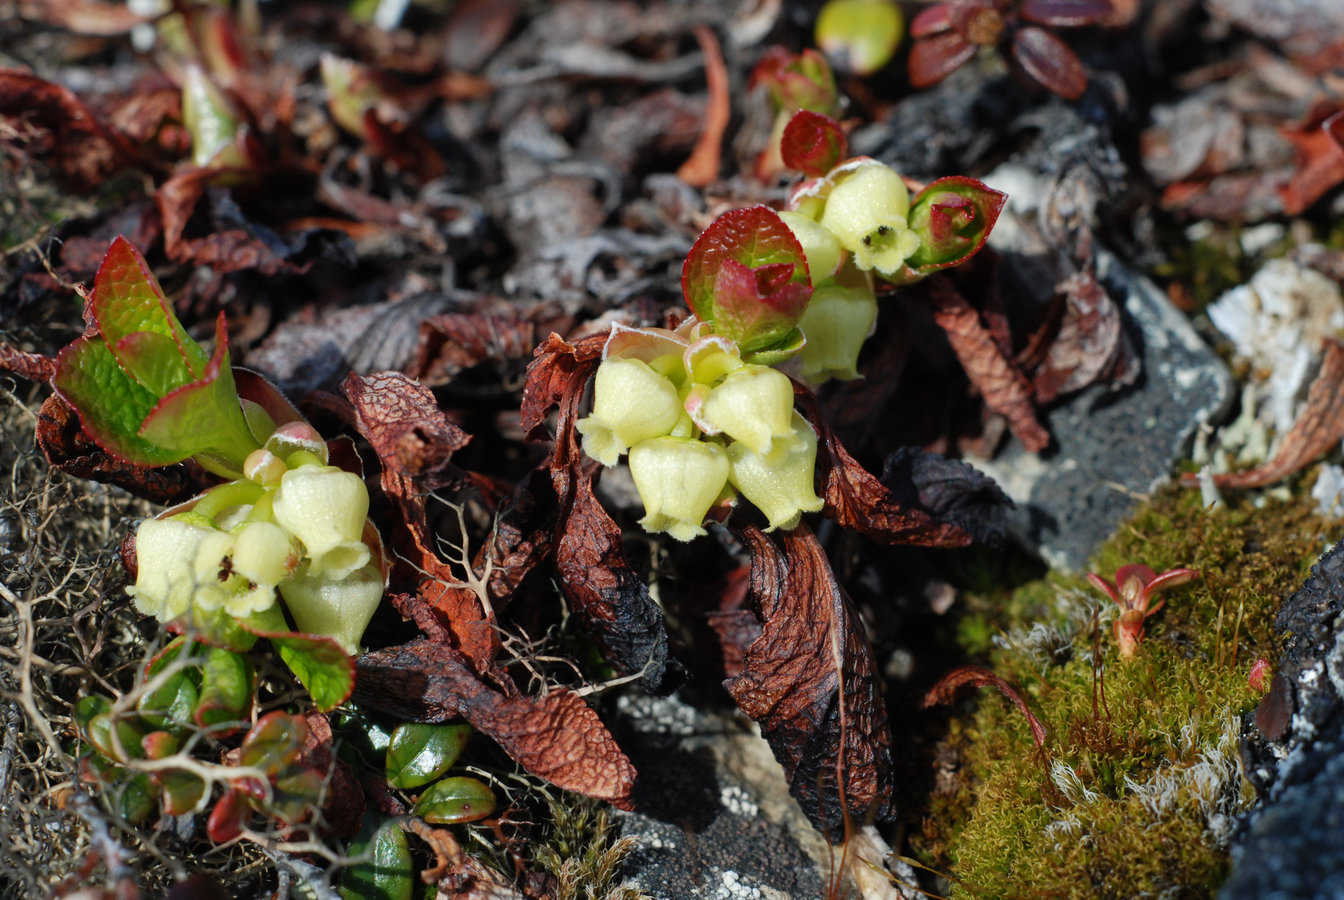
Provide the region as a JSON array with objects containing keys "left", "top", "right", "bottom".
[
  {"left": 385, "top": 723, "right": 471, "bottom": 789},
  {"left": 118, "top": 772, "right": 158, "bottom": 824},
  {"left": 74, "top": 695, "right": 113, "bottom": 739},
  {"left": 412, "top": 776, "right": 496, "bottom": 825},
  {"left": 88, "top": 712, "right": 146, "bottom": 763},
  {"left": 137, "top": 669, "right": 200, "bottom": 730},
  {"left": 340, "top": 816, "right": 414, "bottom": 900}
]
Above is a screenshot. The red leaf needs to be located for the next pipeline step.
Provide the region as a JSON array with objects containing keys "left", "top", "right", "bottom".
[
  {"left": 342, "top": 371, "right": 498, "bottom": 668},
  {"left": 408, "top": 307, "right": 557, "bottom": 387},
  {"left": 780, "top": 110, "right": 848, "bottom": 177},
  {"left": 1019, "top": 0, "right": 1113, "bottom": 27},
  {"left": 797, "top": 389, "right": 974, "bottom": 547},
  {"left": 1183, "top": 339, "right": 1344, "bottom": 490},
  {"left": 922, "top": 664, "right": 1047, "bottom": 750},
  {"left": 748, "top": 47, "right": 838, "bottom": 114},
  {"left": 725, "top": 524, "right": 894, "bottom": 836},
  {"left": 906, "top": 176, "right": 1007, "bottom": 273},
  {"left": 355, "top": 640, "right": 636, "bottom": 808},
  {"left": 908, "top": 32, "right": 978, "bottom": 88},
  {"left": 925, "top": 278, "right": 1051, "bottom": 452},
  {"left": 681, "top": 206, "right": 811, "bottom": 352},
  {"left": 1011, "top": 27, "right": 1088, "bottom": 99},
  {"left": 677, "top": 25, "right": 731, "bottom": 188},
  {"left": 523, "top": 334, "right": 672, "bottom": 690},
  {"left": 909, "top": 4, "right": 954, "bottom": 38}
]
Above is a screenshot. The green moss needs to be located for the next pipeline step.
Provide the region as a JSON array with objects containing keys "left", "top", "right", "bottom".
[
  {"left": 533, "top": 792, "right": 650, "bottom": 900},
  {"left": 920, "top": 487, "right": 1332, "bottom": 898}
]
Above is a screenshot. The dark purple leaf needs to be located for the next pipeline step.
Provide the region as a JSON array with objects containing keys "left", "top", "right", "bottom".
[
  {"left": 1019, "top": 0, "right": 1113, "bottom": 27},
  {"left": 1012, "top": 26, "right": 1088, "bottom": 99},
  {"left": 908, "top": 32, "right": 978, "bottom": 88}
]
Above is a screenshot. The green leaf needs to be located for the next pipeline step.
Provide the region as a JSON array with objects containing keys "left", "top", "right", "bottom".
[
  {"left": 194, "top": 647, "right": 254, "bottom": 731},
  {"left": 240, "top": 711, "right": 308, "bottom": 776},
  {"left": 91, "top": 236, "right": 208, "bottom": 382},
  {"left": 412, "top": 776, "right": 496, "bottom": 825},
  {"left": 340, "top": 816, "right": 415, "bottom": 900},
  {"left": 118, "top": 772, "right": 159, "bottom": 824},
  {"left": 905, "top": 176, "right": 1007, "bottom": 275},
  {"left": 74, "top": 695, "right": 113, "bottom": 739},
  {"left": 272, "top": 767, "right": 325, "bottom": 823},
  {"left": 158, "top": 767, "right": 207, "bottom": 815},
  {"left": 258, "top": 629, "right": 356, "bottom": 713},
  {"left": 137, "top": 669, "right": 199, "bottom": 731},
  {"left": 88, "top": 712, "right": 146, "bottom": 763},
  {"left": 385, "top": 723, "right": 472, "bottom": 789}
]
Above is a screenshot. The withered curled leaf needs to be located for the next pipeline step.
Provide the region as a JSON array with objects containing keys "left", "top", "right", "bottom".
[
  {"left": 725, "top": 524, "right": 895, "bottom": 836},
  {"left": 522, "top": 333, "right": 672, "bottom": 691},
  {"left": 355, "top": 639, "right": 636, "bottom": 808}
]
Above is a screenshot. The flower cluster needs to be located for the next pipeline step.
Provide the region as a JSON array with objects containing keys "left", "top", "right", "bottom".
[
  {"left": 128, "top": 422, "right": 384, "bottom": 654},
  {"left": 576, "top": 321, "right": 824, "bottom": 541}
]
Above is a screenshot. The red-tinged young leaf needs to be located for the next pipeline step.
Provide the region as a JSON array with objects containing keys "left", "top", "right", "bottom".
[
  {"left": 1019, "top": 0, "right": 1113, "bottom": 27},
  {"left": 726, "top": 524, "right": 894, "bottom": 835},
  {"left": 749, "top": 47, "right": 839, "bottom": 115},
  {"left": 523, "top": 334, "right": 672, "bottom": 690},
  {"left": 340, "top": 817, "right": 415, "bottom": 900},
  {"left": 412, "top": 776, "right": 496, "bottom": 825},
  {"left": 240, "top": 712, "right": 308, "bottom": 777},
  {"left": 925, "top": 278, "right": 1052, "bottom": 452},
  {"left": 677, "top": 25, "right": 730, "bottom": 188},
  {"left": 207, "top": 789, "right": 247, "bottom": 843},
  {"left": 1183, "top": 339, "right": 1344, "bottom": 490},
  {"left": 780, "top": 110, "right": 848, "bottom": 177},
  {"left": 906, "top": 177, "right": 1007, "bottom": 273},
  {"left": 241, "top": 606, "right": 357, "bottom": 711},
  {"left": 52, "top": 336, "right": 178, "bottom": 466},
  {"left": 682, "top": 206, "right": 812, "bottom": 352},
  {"left": 385, "top": 723, "right": 472, "bottom": 789},
  {"left": 0, "top": 69, "right": 136, "bottom": 191},
  {"left": 923, "top": 664, "right": 1047, "bottom": 749},
  {"left": 91, "top": 237, "right": 206, "bottom": 382},
  {"left": 157, "top": 768, "right": 207, "bottom": 816},
  {"left": 796, "top": 391, "right": 974, "bottom": 547},
  {"left": 342, "top": 371, "right": 498, "bottom": 668},
  {"left": 908, "top": 31, "right": 978, "bottom": 88},
  {"left": 141, "top": 730, "right": 178, "bottom": 760},
  {"left": 355, "top": 640, "right": 637, "bottom": 808},
  {"left": 1012, "top": 26, "right": 1087, "bottom": 99}
]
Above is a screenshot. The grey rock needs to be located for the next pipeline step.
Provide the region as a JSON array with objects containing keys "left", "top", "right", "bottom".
[
  {"left": 1222, "top": 542, "right": 1344, "bottom": 899},
  {"left": 970, "top": 248, "right": 1234, "bottom": 570}
]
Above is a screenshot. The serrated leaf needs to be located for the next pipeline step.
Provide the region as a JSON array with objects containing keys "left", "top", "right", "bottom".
[
  {"left": 780, "top": 111, "right": 848, "bottom": 177},
  {"left": 906, "top": 176, "right": 1007, "bottom": 273},
  {"left": 385, "top": 723, "right": 472, "bottom": 789},
  {"left": 272, "top": 633, "right": 357, "bottom": 713},
  {"left": 682, "top": 206, "right": 812, "bottom": 352},
  {"left": 91, "top": 236, "right": 207, "bottom": 382},
  {"left": 240, "top": 711, "right": 308, "bottom": 776},
  {"left": 340, "top": 816, "right": 414, "bottom": 900},
  {"left": 52, "top": 337, "right": 183, "bottom": 465},
  {"left": 412, "top": 776, "right": 496, "bottom": 825},
  {"left": 194, "top": 647, "right": 254, "bottom": 732}
]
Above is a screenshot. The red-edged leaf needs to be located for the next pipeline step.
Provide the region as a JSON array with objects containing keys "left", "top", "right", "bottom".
[
  {"left": 523, "top": 333, "right": 672, "bottom": 690},
  {"left": 748, "top": 47, "right": 839, "bottom": 114},
  {"left": 682, "top": 206, "right": 811, "bottom": 352},
  {"left": 355, "top": 640, "right": 637, "bottom": 808},
  {"left": 906, "top": 177, "right": 1007, "bottom": 273},
  {"left": 726, "top": 524, "right": 894, "bottom": 835},
  {"left": 1012, "top": 27, "right": 1087, "bottom": 99},
  {"left": 52, "top": 335, "right": 177, "bottom": 466},
  {"left": 1019, "top": 0, "right": 1113, "bottom": 27},
  {"left": 206, "top": 789, "right": 248, "bottom": 843},
  {"left": 342, "top": 371, "right": 497, "bottom": 668},
  {"left": 908, "top": 32, "right": 978, "bottom": 88},
  {"left": 1182, "top": 339, "right": 1344, "bottom": 490},
  {"left": 797, "top": 390, "right": 975, "bottom": 547},
  {"left": 240, "top": 711, "right": 308, "bottom": 776},
  {"left": 925, "top": 278, "right": 1051, "bottom": 452},
  {"left": 922, "top": 664, "right": 1047, "bottom": 750},
  {"left": 780, "top": 110, "right": 848, "bottom": 177}
]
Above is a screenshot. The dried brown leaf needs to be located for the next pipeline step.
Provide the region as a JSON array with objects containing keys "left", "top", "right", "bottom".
[
  {"left": 0, "top": 68, "right": 136, "bottom": 191},
  {"left": 355, "top": 639, "right": 636, "bottom": 808},
  {"left": 343, "top": 371, "right": 498, "bottom": 668},
  {"left": 523, "top": 333, "right": 671, "bottom": 690},
  {"left": 1186, "top": 339, "right": 1344, "bottom": 490},
  {"left": 677, "top": 25, "right": 730, "bottom": 187},
  {"left": 926, "top": 277, "right": 1051, "bottom": 452},
  {"left": 408, "top": 307, "right": 554, "bottom": 387},
  {"left": 725, "top": 524, "right": 895, "bottom": 836},
  {"left": 922, "top": 664, "right": 1047, "bottom": 749},
  {"left": 798, "top": 389, "right": 973, "bottom": 548},
  {"left": 0, "top": 343, "right": 56, "bottom": 382},
  {"left": 1031, "top": 265, "right": 1136, "bottom": 402}
]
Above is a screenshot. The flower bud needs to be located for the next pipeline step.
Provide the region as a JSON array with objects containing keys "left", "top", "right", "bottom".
[
  {"left": 797, "top": 281, "right": 878, "bottom": 382},
  {"left": 727, "top": 414, "right": 824, "bottom": 531},
  {"left": 127, "top": 517, "right": 218, "bottom": 622},
  {"left": 243, "top": 448, "right": 287, "bottom": 486},
  {"left": 699, "top": 365, "right": 796, "bottom": 455},
  {"left": 279, "top": 562, "right": 385, "bottom": 654},
  {"left": 265, "top": 421, "right": 328, "bottom": 466},
  {"left": 576, "top": 357, "right": 682, "bottom": 466},
  {"left": 779, "top": 211, "right": 843, "bottom": 286},
  {"left": 628, "top": 437, "right": 731, "bottom": 542},
  {"left": 272, "top": 465, "right": 371, "bottom": 579},
  {"left": 817, "top": 161, "right": 921, "bottom": 277}
]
